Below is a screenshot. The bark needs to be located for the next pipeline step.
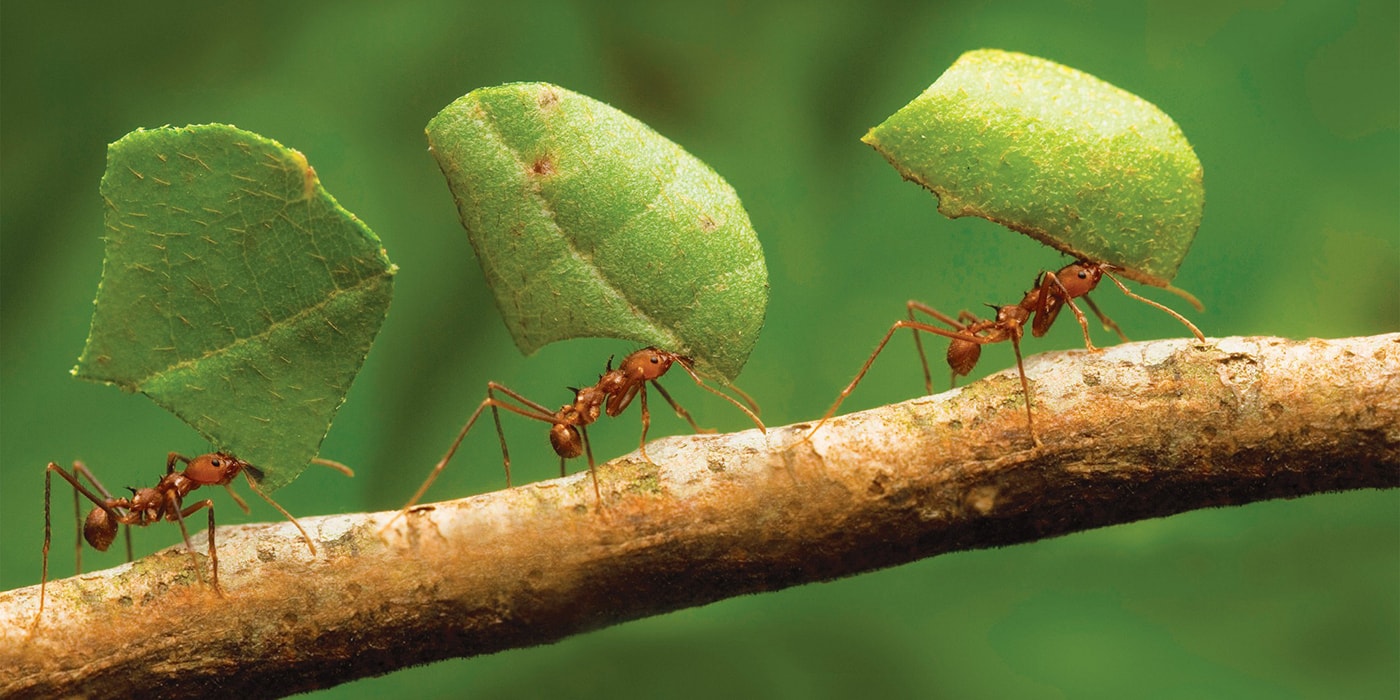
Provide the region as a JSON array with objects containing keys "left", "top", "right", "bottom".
[{"left": 2, "top": 334, "right": 1397, "bottom": 699}]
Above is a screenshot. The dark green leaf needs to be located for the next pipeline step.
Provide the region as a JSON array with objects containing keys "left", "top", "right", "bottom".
[
  {"left": 75, "top": 124, "right": 396, "bottom": 490},
  {"left": 427, "top": 83, "right": 768, "bottom": 381},
  {"left": 865, "top": 49, "right": 1204, "bottom": 287}
]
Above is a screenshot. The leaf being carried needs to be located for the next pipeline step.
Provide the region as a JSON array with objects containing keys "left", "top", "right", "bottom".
[
  {"left": 427, "top": 82, "right": 768, "bottom": 382},
  {"left": 75, "top": 124, "right": 396, "bottom": 490},
  {"left": 865, "top": 49, "right": 1204, "bottom": 288}
]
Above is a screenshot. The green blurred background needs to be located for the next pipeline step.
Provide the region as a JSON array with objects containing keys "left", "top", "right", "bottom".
[{"left": 2, "top": 1, "right": 1396, "bottom": 697}]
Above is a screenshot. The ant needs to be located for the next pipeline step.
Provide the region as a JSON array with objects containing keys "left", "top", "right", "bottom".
[
  {"left": 388, "top": 347, "right": 765, "bottom": 526},
  {"left": 811, "top": 260, "right": 1205, "bottom": 447},
  {"left": 35, "top": 452, "right": 350, "bottom": 626}
]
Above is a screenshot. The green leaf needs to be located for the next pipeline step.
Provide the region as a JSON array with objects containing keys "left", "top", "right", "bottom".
[
  {"left": 426, "top": 82, "right": 768, "bottom": 381},
  {"left": 865, "top": 49, "right": 1204, "bottom": 287},
  {"left": 74, "top": 124, "right": 396, "bottom": 490}
]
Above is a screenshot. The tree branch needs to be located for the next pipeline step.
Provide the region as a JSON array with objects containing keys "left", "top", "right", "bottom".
[{"left": 3, "top": 334, "right": 1397, "bottom": 698}]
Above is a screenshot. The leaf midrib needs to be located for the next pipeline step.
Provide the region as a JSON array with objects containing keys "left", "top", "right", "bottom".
[
  {"left": 128, "top": 271, "right": 386, "bottom": 389},
  {"left": 478, "top": 98, "right": 685, "bottom": 353}
]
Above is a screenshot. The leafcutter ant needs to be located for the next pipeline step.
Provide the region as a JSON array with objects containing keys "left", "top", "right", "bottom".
[
  {"left": 34, "top": 451, "right": 351, "bottom": 626},
  {"left": 811, "top": 260, "right": 1205, "bottom": 446},
  {"left": 388, "top": 347, "right": 764, "bottom": 526}
]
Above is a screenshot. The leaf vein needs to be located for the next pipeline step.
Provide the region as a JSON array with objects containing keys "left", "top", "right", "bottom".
[{"left": 478, "top": 102, "right": 683, "bottom": 351}]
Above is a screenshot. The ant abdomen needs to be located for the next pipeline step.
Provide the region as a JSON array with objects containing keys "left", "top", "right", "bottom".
[
  {"left": 83, "top": 508, "right": 117, "bottom": 552},
  {"left": 550, "top": 423, "right": 584, "bottom": 459},
  {"left": 947, "top": 339, "right": 981, "bottom": 377}
]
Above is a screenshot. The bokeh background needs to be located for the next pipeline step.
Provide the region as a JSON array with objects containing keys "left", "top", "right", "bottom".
[{"left": 2, "top": 1, "right": 1396, "bottom": 697}]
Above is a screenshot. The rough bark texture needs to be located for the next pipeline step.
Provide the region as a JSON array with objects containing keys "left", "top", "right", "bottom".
[{"left": 2, "top": 334, "right": 1397, "bottom": 698}]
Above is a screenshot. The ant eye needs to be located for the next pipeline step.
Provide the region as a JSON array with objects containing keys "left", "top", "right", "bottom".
[
  {"left": 650, "top": 357, "right": 659, "bottom": 364},
  {"left": 1077, "top": 271, "right": 1088, "bottom": 279},
  {"left": 211, "top": 459, "right": 222, "bottom": 467}
]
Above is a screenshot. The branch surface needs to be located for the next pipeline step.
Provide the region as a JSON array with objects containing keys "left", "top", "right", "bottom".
[{"left": 3, "top": 334, "right": 1397, "bottom": 698}]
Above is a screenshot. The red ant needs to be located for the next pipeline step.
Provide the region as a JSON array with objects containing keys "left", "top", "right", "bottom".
[
  {"left": 811, "top": 260, "right": 1205, "bottom": 446},
  {"left": 388, "top": 347, "right": 765, "bottom": 526},
  {"left": 35, "top": 452, "right": 349, "bottom": 625}
]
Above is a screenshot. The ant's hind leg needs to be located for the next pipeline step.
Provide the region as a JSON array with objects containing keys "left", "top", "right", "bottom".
[
  {"left": 71, "top": 461, "right": 133, "bottom": 561},
  {"left": 907, "top": 300, "right": 968, "bottom": 394},
  {"left": 36, "top": 465, "right": 57, "bottom": 625},
  {"left": 810, "top": 319, "right": 987, "bottom": 438}
]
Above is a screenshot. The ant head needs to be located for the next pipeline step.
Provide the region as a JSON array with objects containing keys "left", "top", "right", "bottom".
[
  {"left": 620, "top": 347, "right": 676, "bottom": 381},
  {"left": 183, "top": 452, "right": 248, "bottom": 486},
  {"left": 83, "top": 507, "right": 118, "bottom": 552},
  {"left": 549, "top": 423, "right": 584, "bottom": 459},
  {"left": 1058, "top": 261, "right": 1104, "bottom": 297}
]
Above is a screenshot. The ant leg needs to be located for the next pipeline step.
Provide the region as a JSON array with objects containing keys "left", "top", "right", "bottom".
[
  {"left": 726, "top": 381, "right": 762, "bottom": 417},
  {"left": 1082, "top": 294, "right": 1129, "bottom": 342},
  {"left": 1008, "top": 332, "right": 1042, "bottom": 448},
  {"left": 1101, "top": 271, "right": 1206, "bottom": 343},
  {"left": 637, "top": 385, "right": 655, "bottom": 465},
  {"left": 650, "top": 380, "right": 711, "bottom": 434},
  {"left": 34, "top": 462, "right": 123, "bottom": 628},
  {"left": 243, "top": 473, "right": 316, "bottom": 556},
  {"left": 1041, "top": 271, "right": 1102, "bottom": 352},
  {"left": 221, "top": 483, "right": 252, "bottom": 515},
  {"left": 166, "top": 492, "right": 209, "bottom": 589},
  {"left": 1163, "top": 283, "right": 1205, "bottom": 312},
  {"left": 950, "top": 311, "right": 982, "bottom": 388},
  {"left": 71, "top": 461, "right": 131, "bottom": 562},
  {"left": 907, "top": 300, "right": 968, "bottom": 394},
  {"left": 1064, "top": 296, "right": 1100, "bottom": 352},
  {"left": 70, "top": 470, "right": 82, "bottom": 574},
  {"left": 581, "top": 425, "right": 601, "bottom": 507},
  {"left": 36, "top": 465, "right": 56, "bottom": 626},
  {"left": 384, "top": 384, "right": 559, "bottom": 532},
  {"left": 170, "top": 498, "right": 219, "bottom": 596},
  {"left": 673, "top": 359, "right": 766, "bottom": 433},
  {"left": 809, "top": 320, "right": 989, "bottom": 438},
  {"left": 488, "top": 386, "right": 511, "bottom": 487},
  {"left": 167, "top": 452, "right": 190, "bottom": 474},
  {"left": 908, "top": 302, "right": 935, "bottom": 395},
  {"left": 310, "top": 457, "right": 355, "bottom": 477}
]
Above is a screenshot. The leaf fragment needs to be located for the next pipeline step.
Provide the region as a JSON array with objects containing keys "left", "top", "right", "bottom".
[
  {"left": 427, "top": 83, "right": 768, "bottom": 381},
  {"left": 865, "top": 49, "right": 1204, "bottom": 286},
  {"left": 75, "top": 124, "right": 397, "bottom": 490}
]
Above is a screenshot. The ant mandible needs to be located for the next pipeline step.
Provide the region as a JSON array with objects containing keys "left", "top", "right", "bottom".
[
  {"left": 389, "top": 347, "right": 765, "bottom": 526},
  {"left": 34, "top": 452, "right": 347, "bottom": 626},
  {"left": 811, "top": 260, "right": 1205, "bottom": 447}
]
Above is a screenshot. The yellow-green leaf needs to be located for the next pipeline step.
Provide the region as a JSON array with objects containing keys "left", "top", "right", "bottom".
[
  {"left": 427, "top": 83, "right": 768, "bottom": 381},
  {"left": 866, "top": 49, "right": 1204, "bottom": 287}
]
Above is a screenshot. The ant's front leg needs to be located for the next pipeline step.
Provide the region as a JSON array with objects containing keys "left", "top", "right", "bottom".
[
  {"left": 1081, "top": 294, "right": 1128, "bottom": 342},
  {"left": 167, "top": 452, "right": 192, "bottom": 474},
  {"left": 651, "top": 380, "right": 711, "bottom": 434},
  {"left": 1043, "top": 271, "right": 1101, "bottom": 352}
]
